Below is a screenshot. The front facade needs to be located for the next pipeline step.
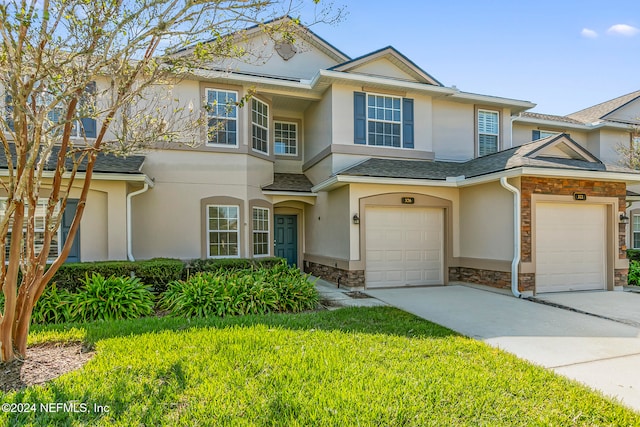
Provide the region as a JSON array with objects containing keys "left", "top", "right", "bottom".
[{"left": 8, "top": 18, "right": 640, "bottom": 295}]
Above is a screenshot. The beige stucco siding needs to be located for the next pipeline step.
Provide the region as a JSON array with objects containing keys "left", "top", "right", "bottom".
[
  {"left": 512, "top": 123, "right": 589, "bottom": 149},
  {"left": 598, "top": 129, "right": 629, "bottom": 165},
  {"left": 432, "top": 99, "right": 474, "bottom": 161},
  {"left": 349, "top": 58, "right": 418, "bottom": 81},
  {"left": 304, "top": 186, "right": 350, "bottom": 261},
  {"left": 459, "top": 181, "right": 513, "bottom": 261},
  {"left": 304, "top": 87, "right": 333, "bottom": 161},
  {"left": 133, "top": 150, "right": 273, "bottom": 260}
]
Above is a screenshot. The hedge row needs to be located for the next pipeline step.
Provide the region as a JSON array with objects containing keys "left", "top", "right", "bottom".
[{"left": 50, "top": 257, "right": 285, "bottom": 292}]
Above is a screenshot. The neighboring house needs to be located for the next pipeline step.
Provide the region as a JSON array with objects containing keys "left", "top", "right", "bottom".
[
  {"left": 513, "top": 91, "right": 640, "bottom": 254},
  {"left": 5, "top": 18, "right": 640, "bottom": 296}
]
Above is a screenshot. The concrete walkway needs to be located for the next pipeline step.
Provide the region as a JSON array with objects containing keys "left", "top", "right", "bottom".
[{"left": 363, "top": 285, "right": 640, "bottom": 412}]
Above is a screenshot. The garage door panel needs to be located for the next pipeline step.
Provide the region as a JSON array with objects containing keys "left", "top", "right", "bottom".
[
  {"left": 366, "top": 207, "right": 444, "bottom": 288},
  {"left": 536, "top": 203, "right": 606, "bottom": 293}
]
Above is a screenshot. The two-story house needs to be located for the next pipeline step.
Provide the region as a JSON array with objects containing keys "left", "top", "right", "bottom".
[{"left": 11, "top": 18, "right": 640, "bottom": 296}]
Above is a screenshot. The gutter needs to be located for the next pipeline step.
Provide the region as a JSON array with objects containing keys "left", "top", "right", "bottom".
[
  {"left": 126, "top": 181, "right": 152, "bottom": 261},
  {"left": 499, "top": 177, "right": 522, "bottom": 298}
]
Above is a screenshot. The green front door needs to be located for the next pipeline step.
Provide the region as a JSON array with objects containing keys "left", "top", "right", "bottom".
[{"left": 274, "top": 215, "right": 297, "bottom": 266}]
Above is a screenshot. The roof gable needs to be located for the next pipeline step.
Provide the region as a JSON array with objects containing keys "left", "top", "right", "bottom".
[
  {"left": 329, "top": 46, "right": 442, "bottom": 86},
  {"left": 527, "top": 134, "right": 601, "bottom": 163},
  {"left": 568, "top": 90, "right": 640, "bottom": 124}
]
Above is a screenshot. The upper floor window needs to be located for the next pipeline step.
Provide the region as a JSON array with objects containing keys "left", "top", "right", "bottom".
[
  {"left": 251, "top": 98, "right": 269, "bottom": 154},
  {"left": 478, "top": 109, "right": 499, "bottom": 156},
  {"left": 354, "top": 92, "right": 414, "bottom": 149},
  {"left": 274, "top": 121, "right": 297, "bottom": 156},
  {"left": 206, "top": 89, "right": 237, "bottom": 145},
  {"left": 532, "top": 130, "right": 560, "bottom": 141},
  {"left": 367, "top": 94, "right": 401, "bottom": 147}
]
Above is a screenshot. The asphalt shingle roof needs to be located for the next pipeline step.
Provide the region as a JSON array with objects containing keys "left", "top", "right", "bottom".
[
  {"left": 262, "top": 173, "right": 314, "bottom": 192},
  {"left": 340, "top": 136, "right": 639, "bottom": 181},
  {"left": 567, "top": 90, "right": 640, "bottom": 124},
  {"left": 0, "top": 145, "right": 145, "bottom": 174},
  {"left": 520, "top": 112, "right": 585, "bottom": 125}
]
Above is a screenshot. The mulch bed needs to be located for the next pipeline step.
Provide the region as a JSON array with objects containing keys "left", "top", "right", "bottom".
[{"left": 1, "top": 343, "right": 94, "bottom": 392}]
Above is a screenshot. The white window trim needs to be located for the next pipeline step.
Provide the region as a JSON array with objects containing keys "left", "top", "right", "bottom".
[
  {"left": 366, "top": 92, "right": 403, "bottom": 148},
  {"left": 633, "top": 214, "right": 640, "bottom": 249},
  {"left": 252, "top": 207, "right": 270, "bottom": 257},
  {"left": 0, "top": 198, "right": 62, "bottom": 263},
  {"left": 205, "top": 88, "right": 238, "bottom": 147},
  {"left": 274, "top": 120, "right": 298, "bottom": 156},
  {"left": 206, "top": 204, "right": 240, "bottom": 259},
  {"left": 478, "top": 108, "right": 500, "bottom": 156},
  {"left": 251, "top": 98, "right": 269, "bottom": 155}
]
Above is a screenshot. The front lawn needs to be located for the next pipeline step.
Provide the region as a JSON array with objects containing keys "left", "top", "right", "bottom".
[{"left": 2, "top": 307, "right": 638, "bottom": 426}]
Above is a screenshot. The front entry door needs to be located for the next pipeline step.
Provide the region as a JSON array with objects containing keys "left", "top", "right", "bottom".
[{"left": 274, "top": 215, "right": 298, "bottom": 266}]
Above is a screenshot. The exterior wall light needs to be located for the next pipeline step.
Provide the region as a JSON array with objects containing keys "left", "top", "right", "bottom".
[
  {"left": 620, "top": 213, "right": 630, "bottom": 224},
  {"left": 352, "top": 213, "right": 360, "bottom": 224}
]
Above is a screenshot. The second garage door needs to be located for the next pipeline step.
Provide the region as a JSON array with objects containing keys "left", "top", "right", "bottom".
[
  {"left": 365, "top": 207, "right": 444, "bottom": 288},
  {"left": 536, "top": 203, "right": 607, "bottom": 293}
]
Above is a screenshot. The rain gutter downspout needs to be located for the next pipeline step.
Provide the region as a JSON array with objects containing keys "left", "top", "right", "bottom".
[
  {"left": 127, "top": 182, "right": 150, "bottom": 261},
  {"left": 500, "top": 177, "right": 522, "bottom": 298}
]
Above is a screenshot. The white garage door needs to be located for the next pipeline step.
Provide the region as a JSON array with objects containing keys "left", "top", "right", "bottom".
[
  {"left": 365, "top": 207, "right": 444, "bottom": 288},
  {"left": 536, "top": 203, "right": 606, "bottom": 293}
]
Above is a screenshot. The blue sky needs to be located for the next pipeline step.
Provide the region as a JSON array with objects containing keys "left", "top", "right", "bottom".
[{"left": 302, "top": 0, "right": 640, "bottom": 116}]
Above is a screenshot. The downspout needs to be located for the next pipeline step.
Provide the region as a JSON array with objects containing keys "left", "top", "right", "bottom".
[
  {"left": 500, "top": 177, "right": 522, "bottom": 298},
  {"left": 127, "top": 182, "right": 150, "bottom": 261}
]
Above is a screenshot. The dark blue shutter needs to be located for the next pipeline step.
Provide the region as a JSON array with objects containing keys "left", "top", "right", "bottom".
[
  {"left": 5, "top": 94, "right": 14, "bottom": 131},
  {"left": 62, "top": 199, "right": 81, "bottom": 263},
  {"left": 81, "top": 82, "right": 96, "bottom": 138},
  {"left": 402, "top": 98, "right": 414, "bottom": 149},
  {"left": 532, "top": 130, "right": 540, "bottom": 141},
  {"left": 354, "top": 92, "right": 366, "bottom": 145}
]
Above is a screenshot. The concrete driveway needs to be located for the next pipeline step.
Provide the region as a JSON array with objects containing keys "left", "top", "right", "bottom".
[{"left": 366, "top": 285, "right": 640, "bottom": 412}]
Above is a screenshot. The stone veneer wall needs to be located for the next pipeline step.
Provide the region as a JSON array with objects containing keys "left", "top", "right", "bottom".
[
  {"left": 304, "top": 261, "right": 365, "bottom": 289},
  {"left": 521, "top": 177, "right": 627, "bottom": 289},
  {"left": 520, "top": 177, "right": 627, "bottom": 262},
  {"left": 448, "top": 267, "right": 534, "bottom": 292}
]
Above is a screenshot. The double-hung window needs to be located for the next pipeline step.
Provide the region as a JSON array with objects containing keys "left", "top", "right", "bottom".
[
  {"left": 252, "top": 207, "right": 270, "bottom": 256},
  {"left": 633, "top": 215, "right": 640, "bottom": 249},
  {"left": 367, "top": 94, "right": 402, "bottom": 147},
  {"left": 478, "top": 109, "right": 499, "bottom": 156},
  {"left": 206, "top": 89, "right": 237, "bottom": 145},
  {"left": 252, "top": 98, "right": 269, "bottom": 154},
  {"left": 207, "top": 205, "right": 239, "bottom": 257},
  {"left": 274, "top": 121, "right": 297, "bottom": 156}
]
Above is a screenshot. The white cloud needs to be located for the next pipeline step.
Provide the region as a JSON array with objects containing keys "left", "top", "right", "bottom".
[
  {"left": 581, "top": 28, "right": 598, "bottom": 38},
  {"left": 606, "top": 24, "right": 640, "bottom": 36}
]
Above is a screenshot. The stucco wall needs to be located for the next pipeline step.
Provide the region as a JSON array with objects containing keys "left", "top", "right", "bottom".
[
  {"left": 512, "top": 123, "right": 589, "bottom": 148},
  {"left": 432, "top": 99, "right": 474, "bottom": 161},
  {"left": 304, "top": 185, "right": 350, "bottom": 261},
  {"left": 459, "top": 181, "right": 513, "bottom": 261},
  {"left": 303, "top": 87, "right": 333, "bottom": 161},
  {"left": 133, "top": 150, "right": 273, "bottom": 260}
]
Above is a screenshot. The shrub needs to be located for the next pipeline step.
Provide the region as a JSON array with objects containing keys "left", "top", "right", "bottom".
[
  {"left": 50, "top": 258, "right": 184, "bottom": 293},
  {"left": 73, "top": 274, "right": 155, "bottom": 322},
  {"left": 160, "top": 261, "right": 318, "bottom": 318},
  {"left": 629, "top": 260, "right": 640, "bottom": 286},
  {"left": 185, "top": 257, "right": 284, "bottom": 277},
  {"left": 31, "top": 284, "right": 75, "bottom": 324},
  {"left": 627, "top": 249, "right": 640, "bottom": 263}
]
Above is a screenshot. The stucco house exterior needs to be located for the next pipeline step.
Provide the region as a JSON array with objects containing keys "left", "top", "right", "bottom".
[{"left": 6, "top": 18, "right": 640, "bottom": 296}]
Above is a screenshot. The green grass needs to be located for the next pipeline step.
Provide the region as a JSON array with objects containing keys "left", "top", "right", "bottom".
[{"left": 3, "top": 307, "right": 638, "bottom": 426}]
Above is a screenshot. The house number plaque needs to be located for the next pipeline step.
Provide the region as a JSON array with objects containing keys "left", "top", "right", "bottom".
[
  {"left": 402, "top": 197, "right": 415, "bottom": 204},
  {"left": 573, "top": 193, "right": 587, "bottom": 201}
]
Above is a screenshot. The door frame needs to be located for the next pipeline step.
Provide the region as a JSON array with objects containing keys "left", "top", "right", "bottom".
[{"left": 273, "top": 207, "right": 303, "bottom": 268}]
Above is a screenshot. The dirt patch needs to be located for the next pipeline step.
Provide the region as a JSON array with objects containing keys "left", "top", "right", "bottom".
[
  {"left": 344, "top": 291, "right": 373, "bottom": 299},
  {"left": 1, "top": 343, "right": 94, "bottom": 393}
]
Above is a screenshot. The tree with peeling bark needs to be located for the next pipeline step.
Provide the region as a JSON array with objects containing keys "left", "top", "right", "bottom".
[{"left": 0, "top": 0, "right": 341, "bottom": 362}]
